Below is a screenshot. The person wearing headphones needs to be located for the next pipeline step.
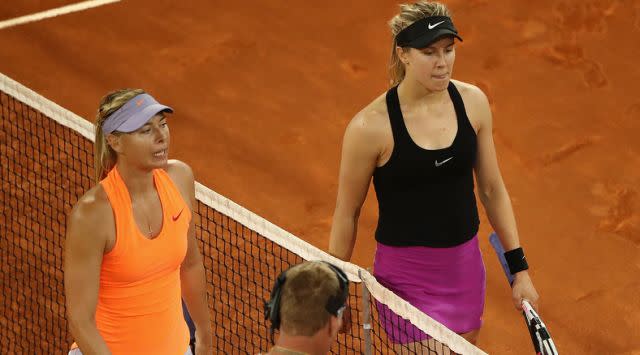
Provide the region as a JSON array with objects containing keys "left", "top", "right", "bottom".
[{"left": 263, "top": 261, "right": 349, "bottom": 355}]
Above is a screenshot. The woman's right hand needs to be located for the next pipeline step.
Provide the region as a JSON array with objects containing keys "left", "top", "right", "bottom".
[{"left": 512, "top": 271, "right": 539, "bottom": 311}]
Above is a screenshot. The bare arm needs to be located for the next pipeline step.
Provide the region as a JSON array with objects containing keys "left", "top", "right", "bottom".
[
  {"left": 64, "top": 191, "right": 112, "bottom": 355},
  {"left": 471, "top": 88, "right": 521, "bottom": 252},
  {"left": 329, "top": 113, "right": 382, "bottom": 261},
  {"left": 470, "top": 85, "right": 539, "bottom": 308},
  {"left": 169, "top": 161, "right": 213, "bottom": 354}
]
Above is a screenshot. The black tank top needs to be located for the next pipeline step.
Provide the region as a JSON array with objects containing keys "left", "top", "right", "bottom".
[{"left": 372, "top": 82, "right": 479, "bottom": 247}]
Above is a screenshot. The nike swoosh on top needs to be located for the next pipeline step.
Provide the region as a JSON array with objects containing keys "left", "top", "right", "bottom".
[
  {"left": 172, "top": 208, "right": 184, "bottom": 221},
  {"left": 428, "top": 21, "right": 445, "bottom": 30},
  {"left": 435, "top": 157, "right": 453, "bottom": 167}
]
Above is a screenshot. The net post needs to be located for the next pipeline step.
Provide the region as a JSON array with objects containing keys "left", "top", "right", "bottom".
[{"left": 359, "top": 269, "right": 372, "bottom": 355}]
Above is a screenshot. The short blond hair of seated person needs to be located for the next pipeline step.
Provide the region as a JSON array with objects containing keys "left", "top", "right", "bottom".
[{"left": 263, "top": 261, "right": 349, "bottom": 355}]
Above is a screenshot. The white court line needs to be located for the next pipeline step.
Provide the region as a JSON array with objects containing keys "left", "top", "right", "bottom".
[{"left": 0, "top": 0, "right": 121, "bottom": 30}]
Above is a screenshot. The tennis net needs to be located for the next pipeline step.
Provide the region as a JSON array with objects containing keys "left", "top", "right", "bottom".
[{"left": 0, "top": 72, "right": 487, "bottom": 354}]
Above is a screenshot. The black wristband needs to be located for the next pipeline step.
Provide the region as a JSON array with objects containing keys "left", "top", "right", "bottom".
[{"left": 504, "top": 247, "right": 529, "bottom": 275}]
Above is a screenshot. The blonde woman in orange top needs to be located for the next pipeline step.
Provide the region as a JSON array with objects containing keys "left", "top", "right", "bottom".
[{"left": 64, "top": 89, "right": 212, "bottom": 355}]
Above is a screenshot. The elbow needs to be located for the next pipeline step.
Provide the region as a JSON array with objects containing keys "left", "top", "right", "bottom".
[
  {"left": 478, "top": 188, "right": 492, "bottom": 206},
  {"left": 181, "top": 256, "right": 204, "bottom": 274},
  {"left": 351, "top": 206, "right": 362, "bottom": 223},
  {"left": 478, "top": 183, "right": 498, "bottom": 206},
  {"left": 478, "top": 178, "right": 509, "bottom": 206},
  {"left": 333, "top": 201, "right": 362, "bottom": 223}
]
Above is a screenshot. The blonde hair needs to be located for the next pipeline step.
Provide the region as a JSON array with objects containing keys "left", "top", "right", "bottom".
[
  {"left": 94, "top": 89, "right": 145, "bottom": 182},
  {"left": 388, "top": 1, "right": 452, "bottom": 86},
  {"left": 279, "top": 261, "right": 342, "bottom": 336}
]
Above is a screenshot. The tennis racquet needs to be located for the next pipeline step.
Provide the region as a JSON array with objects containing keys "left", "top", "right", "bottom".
[{"left": 489, "top": 232, "right": 559, "bottom": 355}]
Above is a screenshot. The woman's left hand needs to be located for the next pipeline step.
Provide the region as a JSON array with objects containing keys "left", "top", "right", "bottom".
[{"left": 511, "top": 271, "right": 539, "bottom": 311}]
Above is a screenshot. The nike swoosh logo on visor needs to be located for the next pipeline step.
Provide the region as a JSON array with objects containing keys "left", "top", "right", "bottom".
[{"left": 428, "top": 21, "right": 445, "bottom": 30}]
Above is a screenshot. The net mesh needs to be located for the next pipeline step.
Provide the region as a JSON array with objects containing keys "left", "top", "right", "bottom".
[{"left": 0, "top": 72, "right": 487, "bottom": 355}]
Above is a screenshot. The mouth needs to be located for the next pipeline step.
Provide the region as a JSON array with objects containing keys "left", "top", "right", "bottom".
[
  {"left": 153, "top": 148, "right": 168, "bottom": 159},
  {"left": 432, "top": 73, "right": 449, "bottom": 80}
]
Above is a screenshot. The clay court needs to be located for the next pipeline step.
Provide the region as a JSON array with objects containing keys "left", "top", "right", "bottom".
[{"left": 1, "top": 0, "right": 639, "bottom": 354}]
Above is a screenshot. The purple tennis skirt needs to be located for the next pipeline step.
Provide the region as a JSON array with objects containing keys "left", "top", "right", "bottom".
[{"left": 373, "top": 235, "right": 486, "bottom": 344}]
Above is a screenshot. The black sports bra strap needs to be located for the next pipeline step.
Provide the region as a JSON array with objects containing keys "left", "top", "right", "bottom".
[
  {"left": 447, "top": 82, "right": 469, "bottom": 126},
  {"left": 385, "top": 86, "right": 412, "bottom": 149}
]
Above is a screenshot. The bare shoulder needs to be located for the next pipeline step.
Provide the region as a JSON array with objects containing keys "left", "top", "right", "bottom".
[
  {"left": 70, "top": 185, "right": 111, "bottom": 223},
  {"left": 451, "top": 79, "right": 489, "bottom": 106},
  {"left": 165, "top": 160, "right": 195, "bottom": 204},
  {"left": 451, "top": 79, "right": 492, "bottom": 129},
  {"left": 346, "top": 92, "right": 390, "bottom": 141},
  {"left": 67, "top": 184, "right": 113, "bottom": 243},
  {"left": 165, "top": 160, "right": 195, "bottom": 185}
]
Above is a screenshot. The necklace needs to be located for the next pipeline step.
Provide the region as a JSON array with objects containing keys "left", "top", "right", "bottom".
[
  {"left": 270, "top": 346, "right": 309, "bottom": 355},
  {"left": 145, "top": 218, "right": 153, "bottom": 237},
  {"left": 132, "top": 195, "right": 155, "bottom": 237}
]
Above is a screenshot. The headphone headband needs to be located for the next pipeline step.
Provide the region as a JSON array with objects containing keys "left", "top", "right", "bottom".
[{"left": 263, "top": 261, "right": 349, "bottom": 343}]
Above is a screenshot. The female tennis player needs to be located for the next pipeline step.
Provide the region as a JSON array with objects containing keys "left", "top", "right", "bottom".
[
  {"left": 64, "top": 89, "right": 212, "bottom": 354},
  {"left": 329, "top": 1, "right": 539, "bottom": 346}
]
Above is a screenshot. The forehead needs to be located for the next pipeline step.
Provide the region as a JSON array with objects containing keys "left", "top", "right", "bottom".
[{"left": 422, "top": 36, "right": 456, "bottom": 49}]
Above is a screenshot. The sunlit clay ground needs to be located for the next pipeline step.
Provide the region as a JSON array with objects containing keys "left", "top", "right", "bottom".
[{"left": 1, "top": 1, "right": 638, "bottom": 353}]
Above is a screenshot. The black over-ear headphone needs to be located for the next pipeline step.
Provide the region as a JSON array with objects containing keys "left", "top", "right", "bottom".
[{"left": 263, "top": 261, "right": 350, "bottom": 343}]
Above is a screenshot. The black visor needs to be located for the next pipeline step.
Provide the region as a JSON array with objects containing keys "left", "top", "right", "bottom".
[{"left": 395, "top": 16, "right": 462, "bottom": 49}]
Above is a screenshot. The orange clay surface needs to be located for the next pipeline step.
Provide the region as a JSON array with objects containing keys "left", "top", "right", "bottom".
[{"left": 1, "top": 1, "right": 639, "bottom": 353}]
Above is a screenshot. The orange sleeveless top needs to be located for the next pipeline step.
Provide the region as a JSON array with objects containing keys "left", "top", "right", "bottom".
[{"left": 94, "top": 167, "right": 191, "bottom": 354}]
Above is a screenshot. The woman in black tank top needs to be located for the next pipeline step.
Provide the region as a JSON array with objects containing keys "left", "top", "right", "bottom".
[{"left": 328, "top": 1, "right": 540, "bottom": 347}]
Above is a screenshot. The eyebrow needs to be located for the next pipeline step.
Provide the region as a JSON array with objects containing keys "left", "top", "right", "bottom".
[
  {"left": 139, "top": 114, "right": 167, "bottom": 129},
  {"left": 148, "top": 115, "right": 167, "bottom": 125}
]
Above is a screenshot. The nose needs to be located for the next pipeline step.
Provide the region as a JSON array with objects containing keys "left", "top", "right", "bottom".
[
  {"left": 153, "top": 124, "right": 168, "bottom": 142},
  {"left": 435, "top": 51, "right": 447, "bottom": 68}
]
